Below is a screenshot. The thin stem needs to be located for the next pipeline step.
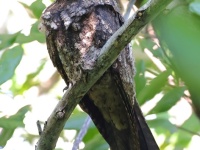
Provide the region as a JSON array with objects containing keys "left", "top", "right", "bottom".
[
  {"left": 72, "top": 116, "right": 91, "bottom": 150},
  {"left": 176, "top": 125, "right": 200, "bottom": 137},
  {"left": 124, "top": 0, "right": 136, "bottom": 20}
]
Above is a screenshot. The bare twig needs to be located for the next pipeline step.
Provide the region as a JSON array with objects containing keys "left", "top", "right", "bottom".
[
  {"left": 36, "top": 1, "right": 172, "bottom": 149},
  {"left": 72, "top": 116, "right": 92, "bottom": 150},
  {"left": 124, "top": 0, "right": 136, "bottom": 20}
]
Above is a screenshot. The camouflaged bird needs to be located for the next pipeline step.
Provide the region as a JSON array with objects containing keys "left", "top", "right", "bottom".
[{"left": 40, "top": 0, "right": 159, "bottom": 149}]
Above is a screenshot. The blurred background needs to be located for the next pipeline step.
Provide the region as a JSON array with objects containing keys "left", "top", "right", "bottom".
[{"left": 0, "top": 0, "right": 200, "bottom": 149}]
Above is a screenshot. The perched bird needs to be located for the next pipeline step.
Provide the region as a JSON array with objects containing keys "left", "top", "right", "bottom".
[{"left": 40, "top": 0, "right": 159, "bottom": 149}]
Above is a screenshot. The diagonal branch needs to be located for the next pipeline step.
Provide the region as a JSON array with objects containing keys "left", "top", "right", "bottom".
[
  {"left": 72, "top": 1, "right": 137, "bottom": 147},
  {"left": 36, "top": 0, "right": 172, "bottom": 149}
]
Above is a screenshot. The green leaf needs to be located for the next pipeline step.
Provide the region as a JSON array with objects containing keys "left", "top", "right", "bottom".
[
  {"left": 0, "top": 45, "right": 23, "bottom": 85},
  {"left": 30, "top": 0, "right": 46, "bottom": 19},
  {"left": 83, "top": 132, "right": 108, "bottom": 150},
  {"left": 137, "top": 70, "right": 171, "bottom": 105},
  {"left": 134, "top": 38, "right": 164, "bottom": 74},
  {"left": 29, "top": 21, "right": 46, "bottom": 43},
  {"left": 0, "top": 105, "right": 30, "bottom": 128},
  {"left": 152, "top": 5, "right": 200, "bottom": 109},
  {"left": 0, "top": 105, "right": 30, "bottom": 146},
  {"left": 65, "top": 109, "right": 108, "bottom": 150},
  {"left": 16, "top": 22, "right": 46, "bottom": 44},
  {"left": 0, "top": 23, "right": 45, "bottom": 48},
  {"left": 0, "top": 128, "right": 15, "bottom": 146},
  {"left": 19, "top": 0, "right": 45, "bottom": 19},
  {"left": 64, "top": 109, "right": 95, "bottom": 130},
  {"left": 148, "top": 113, "right": 176, "bottom": 134},
  {"left": 69, "top": 113, "right": 108, "bottom": 150},
  {"left": 149, "top": 87, "right": 186, "bottom": 114},
  {"left": 138, "top": 38, "right": 170, "bottom": 66},
  {"left": 11, "top": 59, "right": 46, "bottom": 95},
  {"left": 174, "top": 113, "right": 200, "bottom": 148},
  {"left": 0, "top": 32, "right": 20, "bottom": 50},
  {"left": 135, "top": 60, "right": 146, "bottom": 95},
  {"left": 64, "top": 113, "right": 90, "bottom": 130},
  {"left": 189, "top": 2, "right": 200, "bottom": 15}
]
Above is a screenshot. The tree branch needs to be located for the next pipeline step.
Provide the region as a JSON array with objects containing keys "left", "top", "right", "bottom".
[
  {"left": 36, "top": 0, "right": 172, "bottom": 149},
  {"left": 71, "top": 1, "right": 136, "bottom": 147}
]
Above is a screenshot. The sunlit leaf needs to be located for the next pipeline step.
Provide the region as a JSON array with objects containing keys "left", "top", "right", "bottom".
[
  {"left": 29, "top": 21, "right": 46, "bottom": 43},
  {"left": 135, "top": 60, "right": 146, "bottom": 95},
  {"left": 0, "top": 45, "right": 23, "bottom": 85},
  {"left": 152, "top": 5, "right": 200, "bottom": 109},
  {"left": 16, "top": 22, "right": 45, "bottom": 44},
  {"left": 19, "top": 0, "right": 45, "bottom": 19},
  {"left": 147, "top": 112, "right": 176, "bottom": 134},
  {"left": 173, "top": 113, "right": 200, "bottom": 148},
  {"left": 139, "top": 38, "right": 170, "bottom": 66},
  {"left": 134, "top": 38, "right": 164, "bottom": 74},
  {"left": 11, "top": 59, "right": 46, "bottom": 95},
  {"left": 0, "top": 128, "right": 15, "bottom": 146},
  {"left": 149, "top": 87, "right": 186, "bottom": 114},
  {"left": 0, "top": 105, "right": 30, "bottom": 128},
  {"left": 18, "top": 2, "right": 35, "bottom": 18},
  {"left": 30, "top": 0, "right": 46, "bottom": 19},
  {"left": 64, "top": 112, "right": 95, "bottom": 130},
  {"left": 83, "top": 132, "right": 108, "bottom": 150},
  {"left": 0, "top": 32, "right": 20, "bottom": 50},
  {"left": 189, "top": 2, "right": 200, "bottom": 16},
  {"left": 137, "top": 70, "right": 171, "bottom": 104},
  {"left": 0, "top": 105, "right": 30, "bottom": 146}
]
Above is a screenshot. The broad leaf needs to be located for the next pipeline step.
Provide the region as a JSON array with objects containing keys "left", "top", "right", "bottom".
[
  {"left": 137, "top": 70, "right": 171, "bottom": 105},
  {"left": 16, "top": 22, "right": 46, "bottom": 44},
  {"left": 64, "top": 112, "right": 94, "bottom": 130},
  {"left": 173, "top": 113, "right": 200, "bottom": 149},
  {"left": 0, "top": 32, "right": 20, "bottom": 50},
  {"left": 147, "top": 112, "right": 176, "bottom": 134},
  {"left": 0, "top": 45, "right": 23, "bottom": 85},
  {"left": 135, "top": 60, "right": 146, "bottom": 95},
  {"left": 30, "top": 0, "right": 46, "bottom": 19},
  {"left": 19, "top": 1, "right": 45, "bottom": 19},
  {"left": 149, "top": 87, "right": 186, "bottom": 114},
  {"left": 83, "top": 131, "right": 108, "bottom": 150},
  {"left": 0, "top": 105, "right": 30, "bottom": 128},
  {"left": 0, "top": 105, "right": 30, "bottom": 146},
  {"left": 0, "top": 128, "right": 15, "bottom": 146},
  {"left": 189, "top": 2, "right": 200, "bottom": 16},
  {"left": 152, "top": 4, "right": 200, "bottom": 109}
]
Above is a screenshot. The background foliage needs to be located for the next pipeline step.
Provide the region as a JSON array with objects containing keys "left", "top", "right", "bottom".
[{"left": 0, "top": 0, "right": 200, "bottom": 149}]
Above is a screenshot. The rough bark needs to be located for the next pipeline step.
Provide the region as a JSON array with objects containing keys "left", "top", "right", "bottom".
[{"left": 37, "top": 0, "right": 172, "bottom": 149}]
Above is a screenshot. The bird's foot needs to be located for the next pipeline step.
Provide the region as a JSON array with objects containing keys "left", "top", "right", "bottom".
[{"left": 63, "top": 82, "right": 73, "bottom": 92}]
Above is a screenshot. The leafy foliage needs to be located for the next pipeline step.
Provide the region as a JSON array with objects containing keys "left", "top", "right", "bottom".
[
  {"left": 0, "top": 0, "right": 200, "bottom": 149},
  {"left": 0, "top": 105, "right": 30, "bottom": 146},
  {"left": 0, "top": 45, "right": 23, "bottom": 85}
]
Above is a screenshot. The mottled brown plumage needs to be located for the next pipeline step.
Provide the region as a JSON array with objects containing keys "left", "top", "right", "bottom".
[{"left": 41, "top": 0, "right": 159, "bottom": 149}]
